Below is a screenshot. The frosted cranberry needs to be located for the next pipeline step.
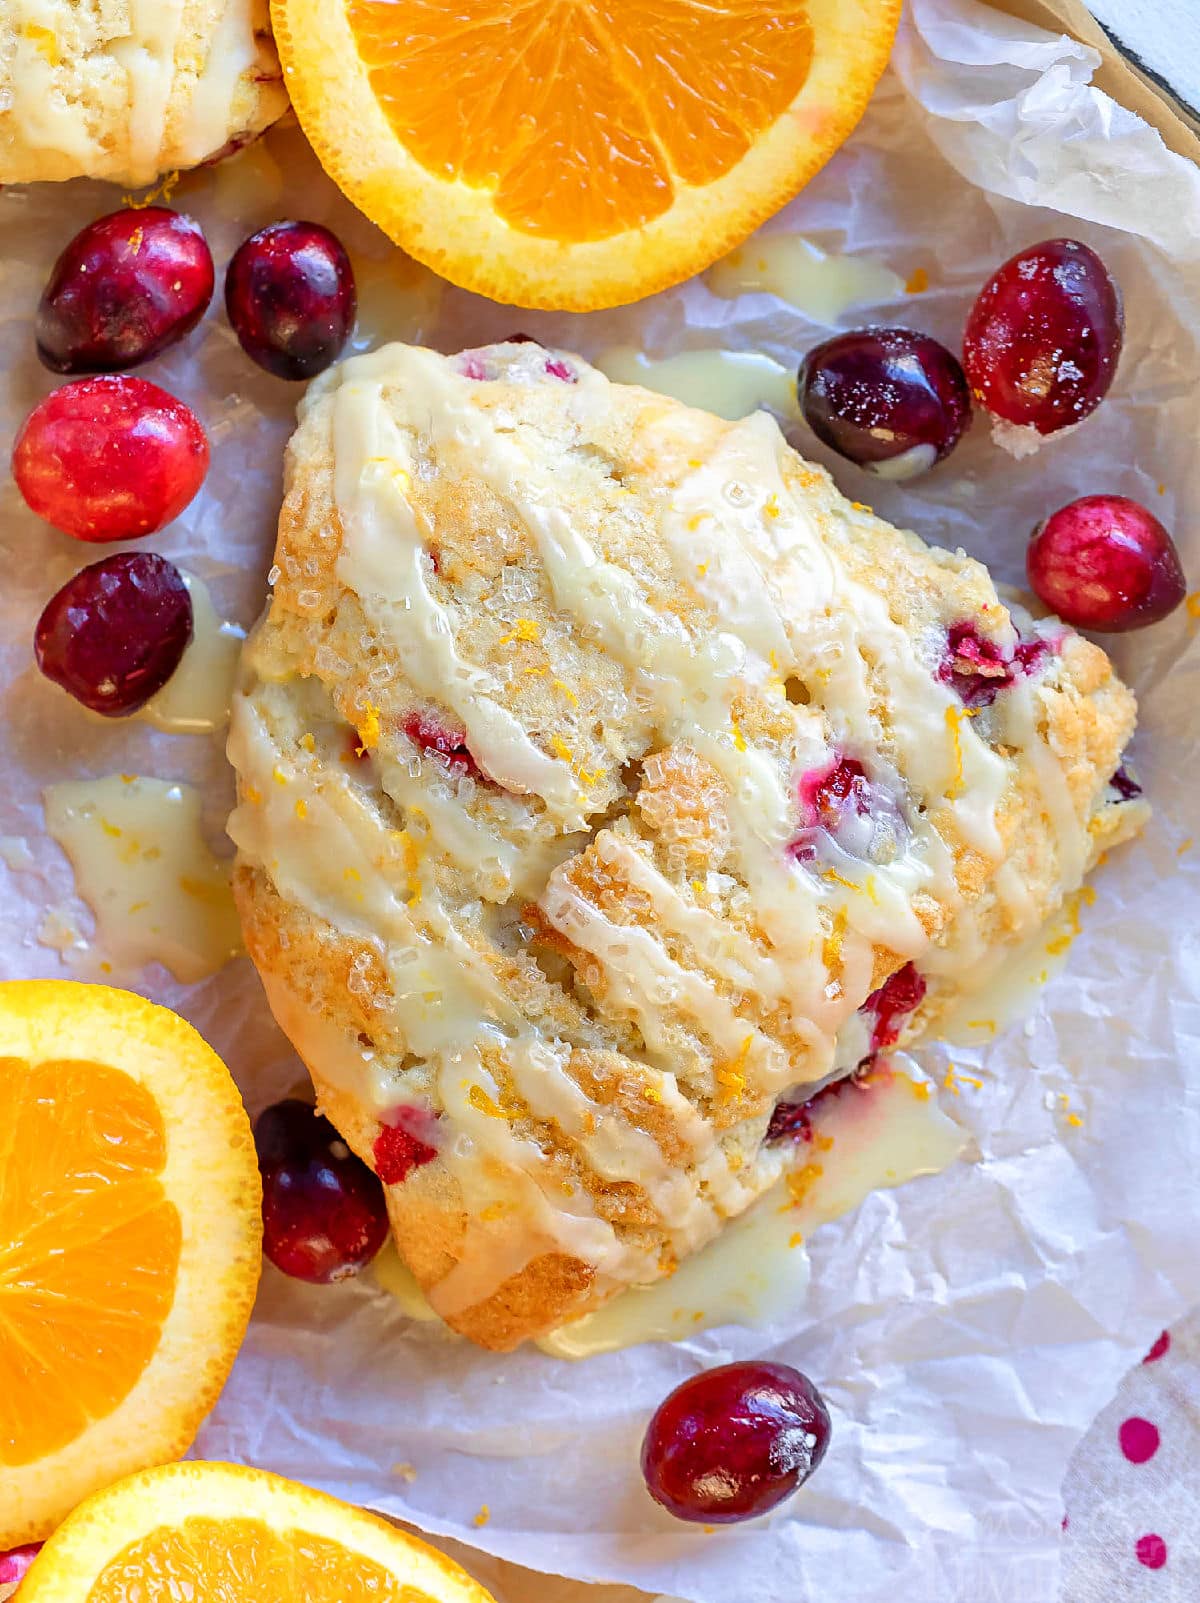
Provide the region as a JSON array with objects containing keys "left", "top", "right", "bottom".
[
  {"left": 937, "top": 621, "right": 1051, "bottom": 708},
  {"left": 863, "top": 962, "right": 927, "bottom": 1051},
  {"left": 0, "top": 1544, "right": 41, "bottom": 1591},
  {"left": 36, "top": 208, "right": 214, "bottom": 374},
  {"left": 402, "top": 709, "right": 485, "bottom": 782},
  {"left": 1027, "top": 495, "right": 1186, "bottom": 631},
  {"left": 798, "top": 328, "right": 971, "bottom": 478},
  {"left": 13, "top": 377, "right": 208, "bottom": 542},
  {"left": 373, "top": 1110, "right": 439, "bottom": 1185},
  {"left": 255, "top": 1099, "right": 389, "bottom": 1283},
  {"left": 963, "top": 239, "right": 1123, "bottom": 436},
  {"left": 225, "top": 221, "right": 356, "bottom": 380},
  {"left": 35, "top": 552, "right": 193, "bottom": 716},
  {"left": 642, "top": 1361, "right": 832, "bottom": 1523}
]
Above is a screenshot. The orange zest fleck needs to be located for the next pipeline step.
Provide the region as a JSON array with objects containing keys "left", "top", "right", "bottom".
[
  {"left": 499, "top": 618, "right": 540, "bottom": 645},
  {"left": 714, "top": 1034, "right": 753, "bottom": 1105}
]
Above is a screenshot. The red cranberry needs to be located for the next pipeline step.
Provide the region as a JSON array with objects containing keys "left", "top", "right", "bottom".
[
  {"left": 225, "top": 221, "right": 356, "bottom": 380},
  {"left": 800, "top": 756, "right": 870, "bottom": 832},
  {"left": 254, "top": 1099, "right": 389, "bottom": 1284},
  {"left": 937, "top": 621, "right": 1051, "bottom": 708},
  {"left": 798, "top": 328, "right": 971, "bottom": 478},
  {"left": 790, "top": 754, "right": 904, "bottom": 864},
  {"left": 1027, "top": 495, "right": 1186, "bottom": 632},
  {"left": 35, "top": 552, "right": 193, "bottom": 716},
  {"left": 862, "top": 962, "right": 927, "bottom": 1051},
  {"left": 402, "top": 709, "right": 485, "bottom": 783},
  {"left": 767, "top": 1072, "right": 879, "bottom": 1145},
  {"left": 765, "top": 1095, "right": 815, "bottom": 1144},
  {"left": 963, "top": 239, "right": 1123, "bottom": 436},
  {"left": 1109, "top": 763, "right": 1142, "bottom": 802},
  {"left": 36, "top": 208, "right": 214, "bottom": 374},
  {"left": 373, "top": 1110, "right": 439, "bottom": 1185},
  {"left": 0, "top": 1544, "right": 41, "bottom": 1595},
  {"left": 13, "top": 377, "right": 208, "bottom": 542},
  {"left": 641, "top": 1361, "right": 832, "bottom": 1523}
]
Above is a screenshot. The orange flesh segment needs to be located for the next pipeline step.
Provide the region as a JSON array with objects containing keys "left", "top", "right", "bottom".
[
  {"left": 347, "top": 0, "right": 814, "bottom": 241},
  {"left": 87, "top": 1519, "right": 437, "bottom": 1602},
  {"left": 0, "top": 1060, "right": 180, "bottom": 1467}
]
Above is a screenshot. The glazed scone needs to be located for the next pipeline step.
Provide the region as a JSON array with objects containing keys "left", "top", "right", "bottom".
[
  {"left": 228, "top": 340, "right": 1147, "bottom": 1351},
  {"left": 0, "top": 0, "right": 288, "bottom": 186}
]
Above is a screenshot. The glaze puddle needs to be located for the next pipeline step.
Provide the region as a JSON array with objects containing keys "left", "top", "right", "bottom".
[{"left": 42, "top": 774, "right": 242, "bottom": 983}]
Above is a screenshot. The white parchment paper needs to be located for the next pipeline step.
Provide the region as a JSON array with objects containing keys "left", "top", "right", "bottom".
[{"left": 1, "top": 2, "right": 1199, "bottom": 1598}]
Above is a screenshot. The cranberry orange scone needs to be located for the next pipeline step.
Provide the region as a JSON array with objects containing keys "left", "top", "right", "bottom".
[
  {"left": 228, "top": 340, "right": 1146, "bottom": 1351},
  {"left": 0, "top": 0, "right": 287, "bottom": 186}
]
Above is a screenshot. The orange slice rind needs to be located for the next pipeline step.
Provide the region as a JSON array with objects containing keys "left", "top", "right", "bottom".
[
  {"left": 272, "top": 0, "right": 901, "bottom": 309},
  {"left": 0, "top": 982, "right": 261, "bottom": 1547},
  {"left": 19, "top": 1461, "right": 498, "bottom": 1603}
]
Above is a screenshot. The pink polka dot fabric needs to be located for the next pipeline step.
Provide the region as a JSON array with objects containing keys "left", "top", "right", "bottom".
[
  {"left": 1063, "top": 1311, "right": 1200, "bottom": 1598},
  {"left": 1119, "top": 1416, "right": 1161, "bottom": 1465}
]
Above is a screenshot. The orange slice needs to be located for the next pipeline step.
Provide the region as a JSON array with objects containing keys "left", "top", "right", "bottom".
[
  {"left": 0, "top": 983, "right": 261, "bottom": 1547},
  {"left": 272, "top": 0, "right": 900, "bottom": 309},
  {"left": 19, "top": 1461, "right": 498, "bottom": 1603}
]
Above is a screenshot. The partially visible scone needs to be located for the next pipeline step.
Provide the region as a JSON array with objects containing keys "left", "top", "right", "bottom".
[
  {"left": 0, "top": 0, "right": 288, "bottom": 185},
  {"left": 228, "top": 340, "right": 1147, "bottom": 1351}
]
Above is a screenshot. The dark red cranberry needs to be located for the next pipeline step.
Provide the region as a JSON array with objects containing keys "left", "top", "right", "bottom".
[
  {"left": 225, "top": 221, "right": 356, "bottom": 380},
  {"left": 936, "top": 621, "right": 1051, "bottom": 708},
  {"left": 373, "top": 1110, "right": 439, "bottom": 1185},
  {"left": 1109, "top": 764, "right": 1142, "bottom": 802},
  {"left": 764, "top": 1096, "right": 815, "bottom": 1144},
  {"left": 862, "top": 962, "right": 927, "bottom": 1051},
  {"left": 798, "top": 328, "right": 971, "bottom": 478},
  {"left": 767, "top": 1072, "right": 875, "bottom": 1145},
  {"left": 35, "top": 552, "right": 193, "bottom": 716},
  {"left": 0, "top": 1544, "right": 41, "bottom": 1591},
  {"left": 36, "top": 208, "right": 214, "bottom": 374},
  {"left": 641, "top": 1361, "right": 832, "bottom": 1523},
  {"left": 1027, "top": 495, "right": 1186, "bottom": 631},
  {"left": 254, "top": 1098, "right": 389, "bottom": 1283},
  {"left": 13, "top": 376, "right": 208, "bottom": 542},
  {"left": 963, "top": 239, "right": 1123, "bottom": 436},
  {"left": 402, "top": 709, "right": 484, "bottom": 782}
]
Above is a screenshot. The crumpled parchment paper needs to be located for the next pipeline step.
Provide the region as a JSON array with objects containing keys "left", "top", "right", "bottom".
[{"left": 1, "top": 1, "right": 1198, "bottom": 1598}]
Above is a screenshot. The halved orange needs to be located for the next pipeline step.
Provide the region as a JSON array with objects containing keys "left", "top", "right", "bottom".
[
  {"left": 19, "top": 1461, "right": 498, "bottom": 1603},
  {"left": 272, "top": 0, "right": 901, "bottom": 309},
  {"left": 0, "top": 983, "right": 261, "bottom": 1547}
]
